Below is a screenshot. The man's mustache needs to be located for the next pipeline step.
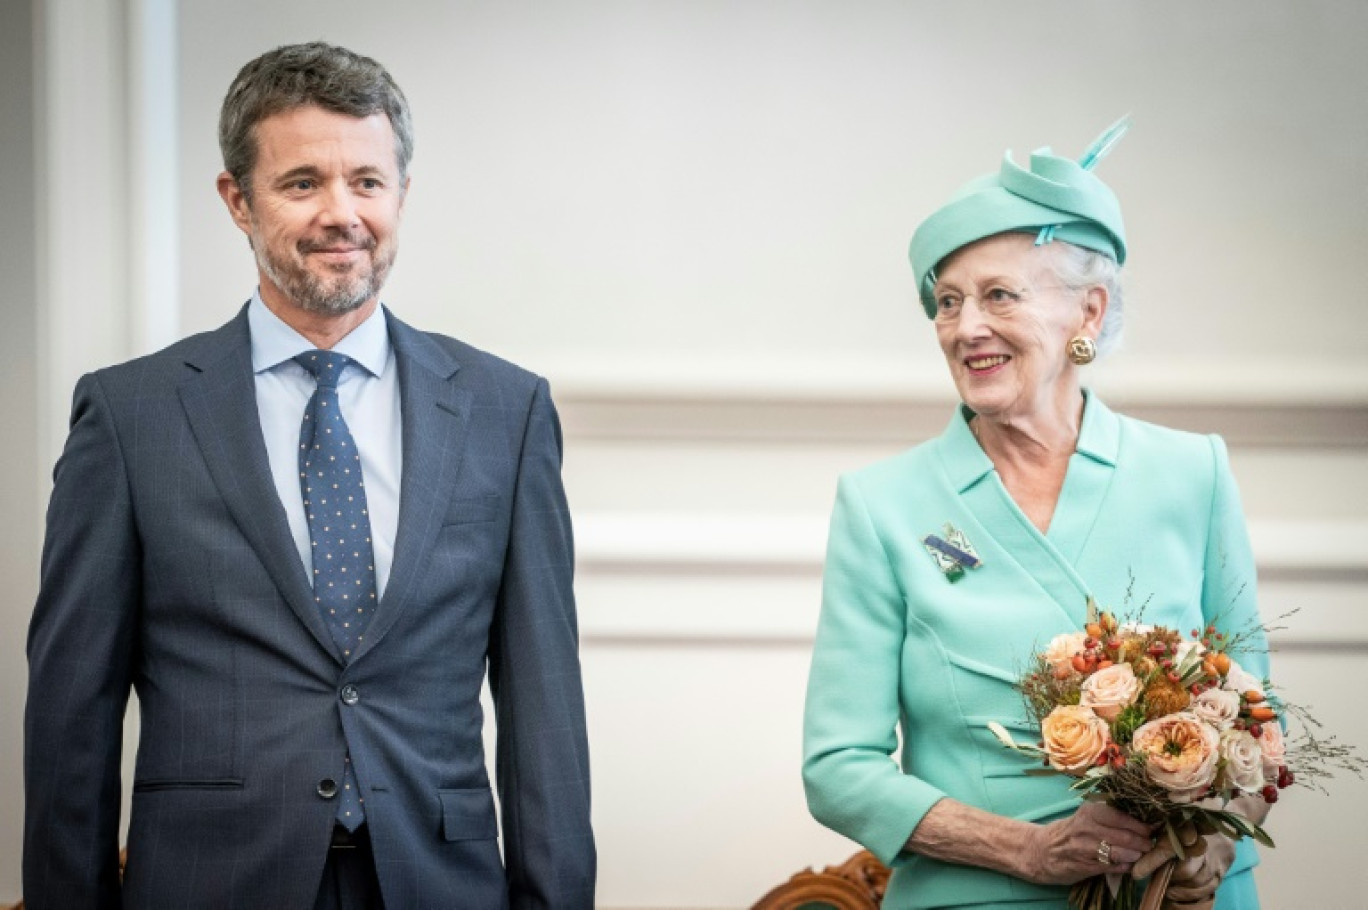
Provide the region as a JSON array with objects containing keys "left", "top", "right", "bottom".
[{"left": 297, "top": 231, "right": 377, "bottom": 254}]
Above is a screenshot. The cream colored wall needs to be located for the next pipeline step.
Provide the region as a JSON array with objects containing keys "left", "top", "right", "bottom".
[{"left": 5, "top": 1, "right": 1367, "bottom": 906}]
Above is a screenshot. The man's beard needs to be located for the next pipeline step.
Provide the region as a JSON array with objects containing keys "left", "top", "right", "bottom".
[{"left": 253, "top": 225, "right": 397, "bottom": 316}]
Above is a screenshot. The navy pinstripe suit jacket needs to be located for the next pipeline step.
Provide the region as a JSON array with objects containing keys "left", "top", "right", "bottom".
[{"left": 24, "top": 305, "right": 595, "bottom": 909}]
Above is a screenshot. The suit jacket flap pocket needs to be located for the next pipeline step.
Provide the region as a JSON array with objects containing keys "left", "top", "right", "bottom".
[
  {"left": 438, "top": 787, "right": 498, "bottom": 841},
  {"left": 442, "top": 494, "right": 500, "bottom": 526}
]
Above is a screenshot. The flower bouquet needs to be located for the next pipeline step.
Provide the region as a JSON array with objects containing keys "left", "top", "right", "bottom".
[{"left": 988, "top": 599, "right": 1362, "bottom": 910}]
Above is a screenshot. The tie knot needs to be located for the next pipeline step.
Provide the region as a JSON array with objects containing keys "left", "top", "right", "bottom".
[{"left": 294, "top": 350, "right": 352, "bottom": 389}]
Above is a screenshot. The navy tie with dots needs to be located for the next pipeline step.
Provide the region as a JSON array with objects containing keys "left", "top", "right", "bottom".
[{"left": 295, "top": 350, "right": 376, "bottom": 830}]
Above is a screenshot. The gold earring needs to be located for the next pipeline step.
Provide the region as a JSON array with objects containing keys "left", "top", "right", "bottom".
[{"left": 1067, "top": 336, "right": 1097, "bottom": 365}]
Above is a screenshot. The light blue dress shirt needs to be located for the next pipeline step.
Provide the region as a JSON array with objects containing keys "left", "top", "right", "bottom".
[{"left": 248, "top": 294, "right": 402, "bottom": 597}]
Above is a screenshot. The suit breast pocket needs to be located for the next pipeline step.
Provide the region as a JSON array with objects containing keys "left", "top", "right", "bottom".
[{"left": 442, "top": 494, "right": 501, "bottom": 526}]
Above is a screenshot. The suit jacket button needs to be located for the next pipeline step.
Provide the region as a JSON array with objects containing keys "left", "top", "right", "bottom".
[
  {"left": 317, "top": 778, "right": 339, "bottom": 799},
  {"left": 340, "top": 684, "right": 359, "bottom": 706}
]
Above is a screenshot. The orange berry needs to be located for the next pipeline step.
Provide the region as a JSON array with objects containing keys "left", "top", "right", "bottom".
[
  {"left": 1249, "top": 706, "right": 1277, "bottom": 723},
  {"left": 1086, "top": 622, "right": 1104, "bottom": 638},
  {"left": 1244, "top": 690, "right": 1265, "bottom": 704},
  {"left": 1211, "top": 653, "right": 1232, "bottom": 675}
]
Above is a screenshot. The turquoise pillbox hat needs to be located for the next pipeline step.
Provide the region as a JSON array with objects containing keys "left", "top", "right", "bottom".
[{"left": 909, "top": 117, "right": 1130, "bottom": 318}]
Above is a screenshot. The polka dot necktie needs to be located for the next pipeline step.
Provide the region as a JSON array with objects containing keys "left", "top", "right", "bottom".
[{"left": 295, "top": 350, "right": 376, "bottom": 830}]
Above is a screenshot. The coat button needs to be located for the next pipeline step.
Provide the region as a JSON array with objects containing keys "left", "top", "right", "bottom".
[
  {"left": 340, "top": 684, "right": 359, "bottom": 706},
  {"left": 317, "top": 778, "right": 339, "bottom": 799}
]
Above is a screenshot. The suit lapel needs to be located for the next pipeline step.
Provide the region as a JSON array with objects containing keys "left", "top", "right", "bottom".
[
  {"left": 937, "top": 405, "right": 1092, "bottom": 629},
  {"left": 1046, "top": 391, "right": 1120, "bottom": 565},
  {"left": 350, "top": 311, "right": 469, "bottom": 663},
  {"left": 177, "top": 307, "right": 340, "bottom": 662}
]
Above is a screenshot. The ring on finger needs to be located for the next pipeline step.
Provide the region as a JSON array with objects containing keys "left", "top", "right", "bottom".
[{"left": 1096, "top": 840, "right": 1113, "bottom": 865}]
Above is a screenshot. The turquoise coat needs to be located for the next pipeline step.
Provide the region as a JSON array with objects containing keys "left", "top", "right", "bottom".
[{"left": 803, "top": 393, "right": 1267, "bottom": 909}]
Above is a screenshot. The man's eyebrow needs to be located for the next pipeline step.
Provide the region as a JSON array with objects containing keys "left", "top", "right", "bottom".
[{"left": 274, "top": 165, "right": 323, "bottom": 183}]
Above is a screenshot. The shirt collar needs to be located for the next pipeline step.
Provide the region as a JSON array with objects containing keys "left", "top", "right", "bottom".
[
  {"left": 938, "top": 388, "right": 1119, "bottom": 493},
  {"left": 248, "top": 291, "right": 391, "bottom": 378}
]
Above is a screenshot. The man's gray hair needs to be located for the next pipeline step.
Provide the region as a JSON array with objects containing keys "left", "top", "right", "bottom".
[
  {"left": 219, "top": 42, "right": 414, "bottom": 200},
  {"left": 1051, "top": 242, "right": 1124, "bottom": 355}
]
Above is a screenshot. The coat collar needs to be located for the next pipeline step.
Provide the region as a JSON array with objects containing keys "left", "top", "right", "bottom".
[
  {"left": 177, "top": 304, "right": 472, "bottom": 666},
  {"left": 938, "top": 388, "right": 1118, "bottom": 494},
  {"left": 934, "top": 388, "right": 1120, "bottom": 628},
  {"left": 178, "top": 306, "right": 341, "bottom": 659},
  {"left": 347, "top": 308, "right": 470, "bottom": 663}
]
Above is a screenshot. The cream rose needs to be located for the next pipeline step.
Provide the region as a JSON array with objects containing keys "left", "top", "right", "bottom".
[
  {"left": 1218, "top": 728, "right": 1266, "bottom": 792},
  {"left": 1190, "top": 688, "right": 1241, "bottom": 730},
  {"left": 1080, "top": 663, "right": 1142, "bottom": 722},
  {"left": 1132, "top": 712, "right": 1221, "bottom": 803},
  {"left": 1043, "top": 631, "right": 1087, "bottom": 674},
  {"left": 1040, "top": 705, "right": 1111, "bottom": 773},
  {"left": 1255, "top": 720, "right": 1287, "bottom": 781},
  {"left": 1221, "top": 659, "right": 1265, "bottom": 698}
]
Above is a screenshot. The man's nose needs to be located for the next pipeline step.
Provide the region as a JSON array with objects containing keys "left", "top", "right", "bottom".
[{"left": 318, "top": 182, "right": 360, "bottom": 228}]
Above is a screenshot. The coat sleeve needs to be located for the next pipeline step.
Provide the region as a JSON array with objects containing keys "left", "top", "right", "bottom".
[
  {"left": 803, "top": 474, "right": 946, "bottom": 866},
  {"left": 1200, "top": 434, "right": 1270, "bottom": 681},
  {"left": 24, "top": 372, "right": 140, "bottom": 909},
  {"left": 488, "top": 377, "right": 595, "bottom": 910}
]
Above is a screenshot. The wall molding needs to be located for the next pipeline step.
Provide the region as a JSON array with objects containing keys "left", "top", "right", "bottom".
[
  {"left": 559, "top": 391, "right": 1368, "bottom": 449},
  {"left": 574, "top": 513, "right": 1368, "bottom": 646},
  {"left": 550, "top": 358, "right": 1368, "bottom": 449},
  {"left": 575, "top": 513, "right": 1368, "bottom": 576}
]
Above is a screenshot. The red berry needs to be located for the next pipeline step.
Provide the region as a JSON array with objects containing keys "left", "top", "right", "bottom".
[
  {"left": 1249, "top": 723, "right": 1263, "bottom": 739},
  {"left": 1168, "top": 672, "right": 1181, "bottom": 683},
  {"left": 1262, "top": 785, "right": 1279, "bottom": 803},
  {"left": 1191, "top": 628, "right": 1201, "bottom": 638}
]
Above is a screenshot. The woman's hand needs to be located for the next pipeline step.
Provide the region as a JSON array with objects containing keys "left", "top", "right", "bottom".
[
  {"left": 1132, "top": 822, "right": 1236, "bottom": 909},
  {"left": 1020, "top": 801, "right": 1155, "bottom": 885}
]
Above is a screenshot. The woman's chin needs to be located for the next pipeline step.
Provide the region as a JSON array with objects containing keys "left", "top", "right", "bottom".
[{"left": 955, "top": 386, "right": 1012, "bottom": 419}]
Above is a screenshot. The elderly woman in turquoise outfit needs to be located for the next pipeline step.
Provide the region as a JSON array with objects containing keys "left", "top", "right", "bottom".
[{"left": 802, "top": 122, "right": 1269, "bottom": 910}]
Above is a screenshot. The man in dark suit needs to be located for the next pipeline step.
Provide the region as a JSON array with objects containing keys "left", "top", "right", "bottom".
[{"left": 24, "top": 42, "right": 594, "bottom": 909}]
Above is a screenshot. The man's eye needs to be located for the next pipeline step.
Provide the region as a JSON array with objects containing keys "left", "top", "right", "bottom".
[
  {"left": 290, "top": 179, "right": 315, "bottom": 191},
  {"left": 937, "top": 295, "right": 961, "bottom": 311},
  {"left": 360, "top": 178, "right": 381, "bottom": 190}
]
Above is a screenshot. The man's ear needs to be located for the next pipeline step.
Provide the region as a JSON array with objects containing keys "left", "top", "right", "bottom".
[{"left": 217, "top": 171, "right": 253, "bottom": 237}]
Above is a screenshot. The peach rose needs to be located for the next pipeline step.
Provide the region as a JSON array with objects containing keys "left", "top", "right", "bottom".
[
  {"left": 1041, "top": 705, "right": 1112, "bottom": 774},
  {"left": 1190, "top": 688, "right": 1241, "bottom": 730},
  {"left": 1080, "top": 663, "right": 1142, "bottom": 722},
  {"left": 1132, "top": 712, "right": 1221, "bottom": 802},
  {"left": 1255, "top": 720, "right": 1286, "bottom": 781},
  {"left": 1218, "top": 728, "right": 1265, "bottom": 793},
  {"left": 1043, "top": 631, "right": 1088, "bottom": 674}
]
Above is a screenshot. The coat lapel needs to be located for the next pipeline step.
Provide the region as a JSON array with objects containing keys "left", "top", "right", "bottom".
[
  {"left": 177, "top": 307, "right": 340, "bottom": 662},
  {"left": 1046, "top": 391, "right": 1120, "bottom": 565},
  {"left": 936, "top": 401, "right": 1099, "bottom": 630},
  {"left": 350, "top": 310, "right": 469, "bottom": 663}
]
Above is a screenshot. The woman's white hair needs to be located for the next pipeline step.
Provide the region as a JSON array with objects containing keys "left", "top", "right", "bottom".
[{"left": 1050, "top": 242, "right": 1124, "bottom": 355}]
